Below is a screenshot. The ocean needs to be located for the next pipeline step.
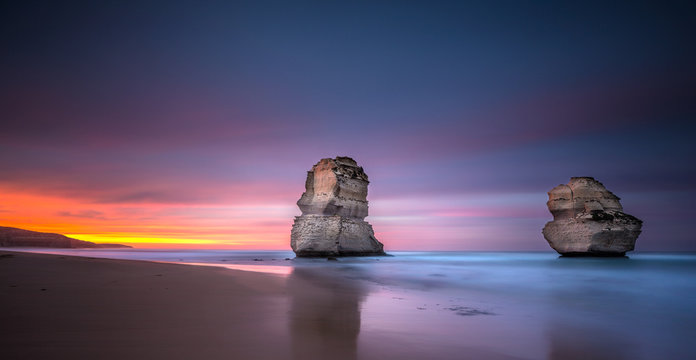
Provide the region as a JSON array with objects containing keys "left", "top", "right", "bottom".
[{"left": 10, "top": 249, "right": 696, "bottom": 359}]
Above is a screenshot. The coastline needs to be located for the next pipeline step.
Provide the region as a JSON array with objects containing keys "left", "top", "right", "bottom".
[
  {"left": 3, "top": 249, "right": 695, "bottom": 360},
  {"left": 0, "top": 250, "right": 532, "bottom": 360}
]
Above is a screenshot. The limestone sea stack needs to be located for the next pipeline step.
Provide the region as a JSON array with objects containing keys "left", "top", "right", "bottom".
[
  {"left": 542, "top": 177, "right": 642, "bottom": 256},
  {"left": 291, "top": 157, "right": 385, "bottom": 257}
]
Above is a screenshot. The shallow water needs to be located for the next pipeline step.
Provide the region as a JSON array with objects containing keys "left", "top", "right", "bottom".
[{"left": 7, "top": 248, "right": 696, "bottom": 359}]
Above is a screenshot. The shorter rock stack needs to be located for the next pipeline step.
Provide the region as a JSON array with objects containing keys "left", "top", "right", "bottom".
[
  {"left": 291, "top": 157, "right": 385, "bottom": 257},
  {"left": 542, "top": 177, "right": 642, "bottom": 256}
]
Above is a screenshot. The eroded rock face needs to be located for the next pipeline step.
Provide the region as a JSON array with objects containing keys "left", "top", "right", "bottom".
[
  {"left": 542, "top": 177, "right": 642, "bottom": 256},
  {"left": 291, "top": 157, "right": 385, "bottom": 257}
]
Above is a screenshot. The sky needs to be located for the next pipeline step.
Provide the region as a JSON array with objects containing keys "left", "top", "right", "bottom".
[{"left": 1, "top": 0, "right": 695, "bottom": 250}]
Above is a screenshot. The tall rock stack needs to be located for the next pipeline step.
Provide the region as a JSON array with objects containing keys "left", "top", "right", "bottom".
[
  {"left": 291, "top": 156, "right": 385, "bottom": 257},
  {"left": 542, "top": 177, "right": 643, "bottom": 256}
]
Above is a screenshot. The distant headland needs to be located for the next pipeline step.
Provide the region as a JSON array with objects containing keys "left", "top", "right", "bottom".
[{"left": 0, "top": 226, "right": 131, "bottom": 249}]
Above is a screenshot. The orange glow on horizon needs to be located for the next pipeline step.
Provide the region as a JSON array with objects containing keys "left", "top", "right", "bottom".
[
  {"left": 1, "top": 185, "right": 543, "bottom": 251},
  {"left": 0, "top": 187, "right": 296, "bottom": 249}
]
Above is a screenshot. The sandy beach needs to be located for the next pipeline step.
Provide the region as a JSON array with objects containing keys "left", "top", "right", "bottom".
[
  {"left": 1, "top": 250, "right": 519, "bottom": 360},
  {"left": 0, "top": 250, "right": 302, "bottom": 359},
  {"left": 3, "top": 250, "right": 695, "bottom": 360}
]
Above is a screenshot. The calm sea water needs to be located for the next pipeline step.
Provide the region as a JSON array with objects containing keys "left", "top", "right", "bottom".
[{"left": 9, "top": 249, "right": 696, "bottom": 359}]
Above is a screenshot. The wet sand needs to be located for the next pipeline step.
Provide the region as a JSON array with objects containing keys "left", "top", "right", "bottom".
[
  {"left": 0, "top": 250, "right": 573, "bottom": 360},
  {"left": 0, "top": 250, "right": 300, "bottom": 359}
]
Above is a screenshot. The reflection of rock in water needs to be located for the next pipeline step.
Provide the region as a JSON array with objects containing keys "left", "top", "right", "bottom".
[
  {"left": 547, "top": 321, "right": 634, "bottom": 360},
  {"left": 288, "top": 267, "right": 367, "bottom": 360}
]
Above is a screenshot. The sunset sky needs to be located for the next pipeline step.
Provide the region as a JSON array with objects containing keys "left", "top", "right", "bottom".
[{"left": 1, "top": 1, "right": 695, "bottom": 250}]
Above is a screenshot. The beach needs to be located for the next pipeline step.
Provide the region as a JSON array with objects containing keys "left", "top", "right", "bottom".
[
  {"left": 0, "top": 250, "right": 298, "bottom": 359},
  {"left": 2, "top": 249, "right": 695, "bottom": 359},
  {"left": 2, "top": 250, "right": 500, "bottom": 360}
]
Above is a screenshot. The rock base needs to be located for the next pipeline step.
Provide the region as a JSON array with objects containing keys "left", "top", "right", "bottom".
[
  {"left": 559, "top": 252, "right": 628, "bottom": 258},
  {"left": 542, "top": 212, "right": 642, "bottom": 256},
  {"left": 291, "top": 215, "right": 385, "bottom": 257}
]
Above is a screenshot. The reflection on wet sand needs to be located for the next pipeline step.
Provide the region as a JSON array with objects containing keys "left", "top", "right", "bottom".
[
  {"left": 288, "top": 267, "right": 368, "bottom": 360},
  {"left": 547, "top": 321, "right": 634, "bottom": 360}
]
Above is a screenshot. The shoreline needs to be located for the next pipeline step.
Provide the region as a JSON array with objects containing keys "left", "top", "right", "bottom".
[
  {"left": 0, "top": 250, "right": 297, "bottom": 359},
  {"left": 3, "top": 249, "right": 693, "bottom": 359},
  {"left": 0, "top": 249, "right": 530, "bottom": 360}
]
